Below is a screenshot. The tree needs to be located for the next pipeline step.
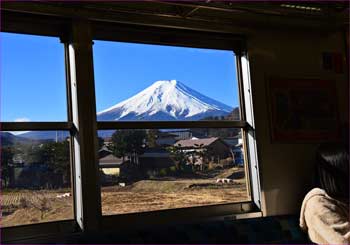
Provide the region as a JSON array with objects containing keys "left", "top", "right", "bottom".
[
  {"left": 193, "top": 143, "right": 205, "bottom": 171},
  {"left": 1, "top": 146, "right": 14, "bottom": 187},
  {"left": 128, "top": 130, "right": 147, "bottom": 165},
  {"left": 146, "top": 129, "right": 158, "bottom": 148},
  {"left": 97, "top": 137, "right": 104, "bottom": 150},
  {"left": 25, "top": 141, "right": 70, "bottom": 187},
  {"left": 192, "top": 144, "right": 214, "bottom": 171},
  {"left": 109, "top": 130, "right": 146, "bottom": 166},
  {"left": 109, "top": 130, "right": 128, "bottom": 163},
  {"left": 49, "top": 141, "right": 70, "bottom": 185},
  {"left": 167, "top": 144, "right": 188, "bottom": 171}
]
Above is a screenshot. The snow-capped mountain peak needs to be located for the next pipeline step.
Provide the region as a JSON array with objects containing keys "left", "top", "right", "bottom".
[{"left": 97, "top": 80, "right": 233, "bottom": 121}]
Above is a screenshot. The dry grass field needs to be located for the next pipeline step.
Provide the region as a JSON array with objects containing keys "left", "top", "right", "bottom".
[
  {"left": 1, "top": 189, "right": 74, "bottom": 227},
  {"left": 1, "top": 167, "right": 249, "bottom": 227},
  {"left": 102, "top": 176, "right": 249, "bottom": 215}
]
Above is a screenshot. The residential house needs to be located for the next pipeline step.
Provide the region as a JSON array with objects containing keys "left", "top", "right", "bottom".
[
  {"left": 99, "top": 147, "right": 127, "bottom": 181},
  {"left": 139, "top": 148, "right": 175, "bottom": 169},
  {"left": 159, "top": 129, "right": 192, "bottom": 141},
  {"left": 174, "top": 137, "right": 234, "bottom": 167},
  {"left": 155, "top": 132, "right": 178, "bottom": 146}
]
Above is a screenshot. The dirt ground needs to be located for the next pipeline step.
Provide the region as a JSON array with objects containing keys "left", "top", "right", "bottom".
[
  {"left": 101, "top": 176, "right": 249, "bottom": 215},
  {"left": 1, "top": 167, "right": 249, "bottom": 227}
]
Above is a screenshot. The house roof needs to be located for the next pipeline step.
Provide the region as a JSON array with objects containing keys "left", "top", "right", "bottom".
[
  {"left": 159, "top": 129, "right": 190, "bottom": 133},
  {"left": 99, "top": 145, "right": 112, "bottom": 153},
  {"left": 143, "top": 148, "right": 169, "bottom": 153},
  {"left": 157, "top": 131, "right": 178, "bottom": 138},
  {"left": 174, "top": 137, "right": 219, "bottom": 148},
  {"left": 99, "top": 154, "right": 124, "bottom": 166},
  {"left": 139, "top": 148, "right": 170, "bottom": 158}
]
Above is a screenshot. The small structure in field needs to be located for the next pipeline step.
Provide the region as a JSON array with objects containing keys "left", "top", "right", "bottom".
[
  {"left": 216, "top": 178, "right": 233, "bottom": 184},
  {"left": 56, "top": 193, "right": 71, "bottom": 198}
]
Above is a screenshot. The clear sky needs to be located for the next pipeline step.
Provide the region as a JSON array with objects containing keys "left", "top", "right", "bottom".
[
  {"left": 0, "top": 32, "right": 67, "bottom": 122},
  {"left": 1, "top": 32, "right": 239, "bottom": 122}
]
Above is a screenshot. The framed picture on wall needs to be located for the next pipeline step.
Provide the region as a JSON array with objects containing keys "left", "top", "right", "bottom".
[{"left": 267, "top": 78, "right": 339, "bottom": 142}]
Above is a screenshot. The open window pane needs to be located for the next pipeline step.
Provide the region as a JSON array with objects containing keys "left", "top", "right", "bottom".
[
  {"left": 0, "top": 131, "right": 73, "bottom": 227},
  {"left": 94, "top": 41, "right": 240, "bottom": 122},
  {"left": 98, "top": 128, "right": 249, "bottom": 216},
  {"left": 0, "top": 32, "right": 67, "bottom": 122}
]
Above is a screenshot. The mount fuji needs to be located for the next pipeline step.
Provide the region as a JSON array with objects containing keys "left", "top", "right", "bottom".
[
  {"left": 19, "top": 80, "right": 237, "bottom": 140},
  {"left": 97, "top": 80, "right": 233, "bottom": 121}
]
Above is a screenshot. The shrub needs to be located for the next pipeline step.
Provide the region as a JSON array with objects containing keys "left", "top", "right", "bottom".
[
  {"left": 220, "top": 157, "right": 234, "bottom": 167},
  {"left": 146, "top": 170, "right": 158, "bottom": 178},
  {"left": 169, "top": 166, "right": 177, "bottom": 173},
  {"left": 159, "top": 168, "right": 168, "bottom": 176},
  {"left": 19, "top": 197, "right": 29, "bottom": 209}
]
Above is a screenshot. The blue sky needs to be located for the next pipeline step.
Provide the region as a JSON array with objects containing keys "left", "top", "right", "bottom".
[
  {"left": 0, "top": 33, "right": 67, "bottom": 122},
  {"left": 1, "top": 32, "right": 238, "bottom": 122}
]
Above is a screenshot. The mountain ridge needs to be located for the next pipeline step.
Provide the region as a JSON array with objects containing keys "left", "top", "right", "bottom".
[
  {"left": 19, "top": 80, "right": 239, "bottom": 140},
  {"left": 97, "top": 80, "right": 233, "bottom": 121}
]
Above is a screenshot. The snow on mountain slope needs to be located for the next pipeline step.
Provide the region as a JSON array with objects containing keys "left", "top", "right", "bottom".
[{"left": 97, "top": 80, "right": 233, "bottom": 121}]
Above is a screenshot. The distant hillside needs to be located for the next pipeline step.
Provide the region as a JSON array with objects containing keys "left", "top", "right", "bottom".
[
  {"left": 226, "top": 107, "right": 240, "bottom": 121},
  {"left": 0, "top": 132, "right": 31, "bottom": 146},
  {"left": 201, "top": 107, "right": 240, "bottom": 121},
  {"left": 17, "top": 131, "right": 69, "bottom": 141}
]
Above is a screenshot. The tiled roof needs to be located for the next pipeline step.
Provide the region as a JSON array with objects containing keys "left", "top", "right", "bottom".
[
  {"left": 99, "top": 154, "right": 124, "bottom": 165},
  {"left": 174, "top": 137, "right": 219, "bottom": 148}
]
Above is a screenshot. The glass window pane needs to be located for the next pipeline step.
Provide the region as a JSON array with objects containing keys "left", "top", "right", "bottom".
[
  {"left": 0, "top": 131, "right": 73, "bottom": 227},
  {"left": 98, "top": 129, "right": 249, "bottom": 216},
  {"left": 0, "top": 32, "right": 67, "bottom": 122},
  {"left": 94, "top": 41, "right": 240, "bottom": 121}
]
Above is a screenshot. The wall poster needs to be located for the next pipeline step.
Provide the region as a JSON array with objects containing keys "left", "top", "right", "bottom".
[{"left": 267, "top": 78, "right": 339, "bottom": 142}]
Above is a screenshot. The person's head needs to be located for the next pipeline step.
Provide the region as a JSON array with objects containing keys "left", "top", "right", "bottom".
[{"left": 315, "top": 143, "right": 349, "bottom": 200}]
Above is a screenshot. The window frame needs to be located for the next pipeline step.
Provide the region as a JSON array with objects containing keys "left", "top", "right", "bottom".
[
  {"left": 91, "top": 23, "right": 259, "bottom": 222},
  {"left": 0, "top": 32, "right": 78, "bottom": 240},
  {"left": 1, "top": 12, "right": 262, "bottom": 242}
]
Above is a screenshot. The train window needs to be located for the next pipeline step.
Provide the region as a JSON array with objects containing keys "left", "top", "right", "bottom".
[
  {"left": 93, "top": 41, "right": 252, "bottom": 216},
  {"left": 1, "top": 131, "right": 73, "bottom": 227},
  {"left": 1, "top": 17, "right": 260, "bottom": 241},
  {"left": 0, "top": 33, "right": 74, "bottom": 228}
]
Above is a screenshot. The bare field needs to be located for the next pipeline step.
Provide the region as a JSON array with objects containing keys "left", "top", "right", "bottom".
[
  {"left": 1, "top": 189, "right": 74, "bottom": 227},
  {"left": 1, "top": 168, "right": 249, "bottom": 227},
  {"left": 102, "top": 177, "right": 249, "bottom": 215}
]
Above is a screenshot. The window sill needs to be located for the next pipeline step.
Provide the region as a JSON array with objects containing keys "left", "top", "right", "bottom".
[
  {"left": 101, "top": 201, "right": 260, "bottom": 231},
  {"left": 1, "top": 219, "right": 78, "bottom": 243}
]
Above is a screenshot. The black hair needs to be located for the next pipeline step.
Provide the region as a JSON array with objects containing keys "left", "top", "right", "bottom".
[{"left": 314, "top": 143, "right": 349, "bottom": 200}]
